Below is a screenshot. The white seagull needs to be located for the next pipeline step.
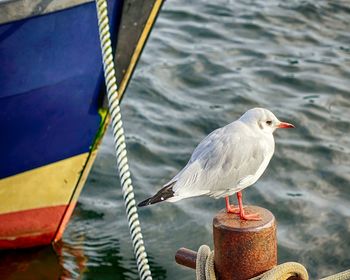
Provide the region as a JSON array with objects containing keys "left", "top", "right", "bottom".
[{"left": 138, "top": 108, "right": 294, "bottom": 220}]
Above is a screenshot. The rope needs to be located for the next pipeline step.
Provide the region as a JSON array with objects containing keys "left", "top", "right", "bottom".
[
  {"left": 196, "top": 245, "right": 216, "bottom": 280},
  {"left": 195, "top": 246, "right": 309, "bottom": 280},
  {"left": 94, "top": 1, "right": 152, "bottom": 279},
  {"left": 320, "top": 269, "right": 350, "bottom": 280},
  {"left": 250, "top": 262, "right": 309, "bottom": 280},
  {"left": 194, "top": 245, "right": 350, "bottom": 280}
]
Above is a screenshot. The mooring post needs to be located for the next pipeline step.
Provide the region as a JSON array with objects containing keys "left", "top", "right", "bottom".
[
  {"left": 175, "top": 205, "right": 277, "bottom": 280},
  {"left": 214, "top": 206, "right": 277, "bottom": 280}
]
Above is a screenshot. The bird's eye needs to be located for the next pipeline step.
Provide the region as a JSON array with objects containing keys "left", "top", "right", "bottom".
[{"left": 266, "top": 120, "right": 272, "bottom": 126}]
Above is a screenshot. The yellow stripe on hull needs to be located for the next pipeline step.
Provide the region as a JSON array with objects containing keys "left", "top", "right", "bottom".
[{"left": 0, "top": 153, "right": 89, "bottom": 215}]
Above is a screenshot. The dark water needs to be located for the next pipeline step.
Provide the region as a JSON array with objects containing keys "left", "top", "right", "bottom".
[{"left": 2, "top": 0, "right": 350, "bottom": 279}]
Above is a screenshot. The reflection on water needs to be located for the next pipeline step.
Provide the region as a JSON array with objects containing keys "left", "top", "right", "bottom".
[
  {"left": 3, "top": 0, "right": 350, "bottom": 279},
  {"left": 0, "top": 247, "right": 61, "bottom": 280},
  {"left": 0, "top": 210, "right": 167, "bottom": 280},
  {"left": 59, "top": 203, "right": 167, "bottom": 280}
]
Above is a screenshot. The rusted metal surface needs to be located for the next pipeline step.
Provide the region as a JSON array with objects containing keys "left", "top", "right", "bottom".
[
  {"left": 213, "top": 206, "right": 277, "bottom": 280},
  {"left": 175, "top": 247, "right": 197, "bottom": 269}
]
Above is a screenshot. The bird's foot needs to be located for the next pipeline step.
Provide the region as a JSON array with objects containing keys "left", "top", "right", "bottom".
[
  {"left": 238, "top": 211, "right": 261, "bottom": 221},
  {"left": 226, "top": 205, "right": 240, "bottom": 214}
]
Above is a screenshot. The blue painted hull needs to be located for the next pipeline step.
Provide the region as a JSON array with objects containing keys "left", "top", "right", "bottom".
[
  {"left": 0, "top": 1, "right": 122, "bottom": 179},
  {"left": 0, "top": 0, "right": 165, "bottom": 249}
]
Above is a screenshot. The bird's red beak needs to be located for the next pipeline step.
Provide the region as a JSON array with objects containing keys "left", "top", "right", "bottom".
[{"left": 277, "top": 122, "right": 295, "bottom": 129}]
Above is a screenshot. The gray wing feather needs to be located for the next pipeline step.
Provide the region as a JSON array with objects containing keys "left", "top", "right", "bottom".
[{"left": 165, "top": 121, "right": 273, "bottom": 199}]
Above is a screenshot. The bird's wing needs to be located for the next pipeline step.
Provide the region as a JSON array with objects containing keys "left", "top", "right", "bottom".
[{"left": 169, "top": 122, "right": 273, "bottom": 199}]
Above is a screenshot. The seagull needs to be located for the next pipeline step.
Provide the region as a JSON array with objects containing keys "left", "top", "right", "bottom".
[{"left": 138, "top": 108, "right": 294, "bottom": 220}]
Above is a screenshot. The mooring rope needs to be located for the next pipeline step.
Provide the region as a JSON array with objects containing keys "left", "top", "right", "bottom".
[
  {"left": 320, "top": 269, "right": 350, "bottom": 280},
  {"left": 95, "top": 1, "right": 152, "bottom": 279},
  {"left": 195, "top": 244, "right": 350, "bottom": 280},
  {"left": 195, "top": 245, "right": 309, "bottom": 280},
  {"left": 250, "top": 262, "right": 309, "bottom": 280},
  {"left": 196, "top": 245, "right": 216, "bottom": 280}
]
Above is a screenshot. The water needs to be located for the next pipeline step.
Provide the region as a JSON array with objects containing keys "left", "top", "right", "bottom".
[{"left": 2, "top": 0, "right": 350, "bottom": 279}]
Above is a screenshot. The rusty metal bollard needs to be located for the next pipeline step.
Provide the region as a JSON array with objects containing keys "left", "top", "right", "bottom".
[
  {"left": 175, "top": 205, "right": 277, "bottom": 280},
  {"left": 214, "top": 206, "right": 277, "bottom": 279}
]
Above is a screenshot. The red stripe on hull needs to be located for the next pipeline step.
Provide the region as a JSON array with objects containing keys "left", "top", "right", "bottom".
[
  {"left": 55, "top": 202, "right": 77, "bottom": 242},
  {"left": 0, "top": 205, "right": 68, "bottom": 249}
]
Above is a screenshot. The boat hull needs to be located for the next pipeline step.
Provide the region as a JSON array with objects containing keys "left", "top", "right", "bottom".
[
  {"left": 0, "top": 0, "right": 121, "bottom": 249},
  {"left": 0, "top": 205, "right": 68, "bottom": 249},
  {"left": 0, "top": 0, "right": 164, "bottom": 249}
]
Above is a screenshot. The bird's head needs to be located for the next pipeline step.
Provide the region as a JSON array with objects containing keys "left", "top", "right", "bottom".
[{"left": 239, "top": 108, "right": 295, "bottom": 133}]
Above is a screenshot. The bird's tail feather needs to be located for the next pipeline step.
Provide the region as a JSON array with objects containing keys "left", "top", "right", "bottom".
[{"left": 138, "top": 184, "right": 175, "bottom": 207}]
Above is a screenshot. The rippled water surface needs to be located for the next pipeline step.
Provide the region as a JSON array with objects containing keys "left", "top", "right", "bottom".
[{"left": 3, "top": 0, "right": 350, "bottom": 279}]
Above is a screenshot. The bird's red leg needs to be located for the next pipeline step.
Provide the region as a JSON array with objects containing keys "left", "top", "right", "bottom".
[
  {"left": 236, "top": 191, "right": 261, "bottom": 221},
  {"left": 225, "top": 196, "right": 239, "bottom": 214}
]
